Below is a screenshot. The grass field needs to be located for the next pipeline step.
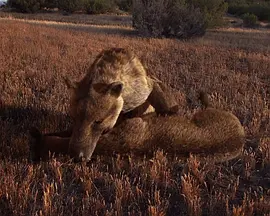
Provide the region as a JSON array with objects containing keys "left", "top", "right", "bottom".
[
  {"left": 0, "top": 10, "right": 132, "bottom": 26},
  {"left": 0, "top": 14, "right": 269, "bottom": 215}
]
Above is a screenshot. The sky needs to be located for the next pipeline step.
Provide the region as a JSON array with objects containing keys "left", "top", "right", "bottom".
[{"left": 0, "top": 0, "right": 6, "bottom": 5}]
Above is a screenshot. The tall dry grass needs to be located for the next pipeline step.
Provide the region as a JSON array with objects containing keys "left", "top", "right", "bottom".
[{"left": 0, "top": 17, "right": 269, "bottom": 215}]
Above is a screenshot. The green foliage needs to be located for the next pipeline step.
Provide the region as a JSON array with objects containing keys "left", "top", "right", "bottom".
[
  {"left": 58, "top": 0, "right": 83, "bottom": 13},
  {"left": 7, "top": 0, "right": 62, "bottom": 13},
  {"left": 242, "top": 13, "right": 258, "bottom": 27},
  {"left": 227, "top": 0, "right": 270, "bottom": 21},
  {"left": 84, "top": 0, "right": 116, "bottom": 14},
  {"left": 7, "top": 0, "right": 44, "bottom": 13},
  {"left": 8, "top": 0, "right": 73, "bottom": 12}
]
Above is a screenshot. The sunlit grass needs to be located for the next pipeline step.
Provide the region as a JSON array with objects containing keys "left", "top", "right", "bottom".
[{"left": 0, "top": 17, "right": 269, "bottom": 215}]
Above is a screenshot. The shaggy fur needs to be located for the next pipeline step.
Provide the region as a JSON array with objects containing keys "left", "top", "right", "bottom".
[
  {"left": 29, "top": 93, "right": 245, "bottom": 163},
  {"left": 64, "top": 48, "right": 179, "bottom": 161}
]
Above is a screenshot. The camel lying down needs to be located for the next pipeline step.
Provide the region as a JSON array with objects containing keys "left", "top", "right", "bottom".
[{"left": 29, "top": 104, "right": 245, "bottom": 163}]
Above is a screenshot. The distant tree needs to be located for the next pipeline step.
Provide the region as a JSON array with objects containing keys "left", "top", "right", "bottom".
[{"left": 7, "top": 0, "right": 45, "bottom": 13}]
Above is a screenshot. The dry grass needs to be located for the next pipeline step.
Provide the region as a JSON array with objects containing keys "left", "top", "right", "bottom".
[
  {"left": 0, "top": 16, "right": 269, "bottom": 215},
  {"left": 0, "top": 11, "right": 132, "bottom": 26}
]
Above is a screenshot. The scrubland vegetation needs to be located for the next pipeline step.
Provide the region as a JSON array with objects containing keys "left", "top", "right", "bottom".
[
  {"left": 227, "top": 0, "right": 270, "bottom": 22},
  {"left": 0, "top": 12, "right": 270, "bottom": 216}
]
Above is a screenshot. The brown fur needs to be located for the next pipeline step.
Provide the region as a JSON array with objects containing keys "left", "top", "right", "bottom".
[
  {"left": 96, "top": 108, "right": 245, "bottom": 163},
  {"left": 64, "top": 48, "right": 179, "bottom": 161},
  {"left": 29, "top": 104, "right": 245, "bottom": 163}
]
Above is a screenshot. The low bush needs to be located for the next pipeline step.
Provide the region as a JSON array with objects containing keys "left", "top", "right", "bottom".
[
  {"left": 132, "top": 0, "right": 228, "bottom": 39},
  {"left": 242, "top": 13, "right": 258, "bottom": 27},
  {"left": 57, "top": 0, "right": 83, "bottom": 13},
  {"left": 84, "top": 0, "right": 116, "bottom": 14},
  {"left": 7, "top": 0, "right": 44, "bottom": 13},
  {"left": 227, "top": 1, "right": 270, "bottom": 21}
]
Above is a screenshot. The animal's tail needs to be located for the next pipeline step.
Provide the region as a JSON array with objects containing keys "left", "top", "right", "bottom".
[{"left": 198, "top": 91, "right": 211, "bottom": 109}]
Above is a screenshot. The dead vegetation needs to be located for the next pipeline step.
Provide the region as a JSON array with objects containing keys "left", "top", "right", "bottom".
[
  {"left": 0, "top": 11, "right": 132, "bottom": 26},
  {"left": 0, "top": 16, "right": 269, "bottom": 215}
]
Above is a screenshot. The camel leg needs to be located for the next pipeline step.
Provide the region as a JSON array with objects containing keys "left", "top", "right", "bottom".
[{"left": 147, "top": 81, "right": 179, "bottom": 115}]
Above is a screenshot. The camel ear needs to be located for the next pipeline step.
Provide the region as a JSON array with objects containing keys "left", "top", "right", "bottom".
[
  {"left": 63, "top": 76, "right": 78, "bottom": 89},
  {"left": 109, "top": 82, "right": 123, "bottom": 98},
  {"left": 29, "top": 127, "right": 42, "bottom": 140}
]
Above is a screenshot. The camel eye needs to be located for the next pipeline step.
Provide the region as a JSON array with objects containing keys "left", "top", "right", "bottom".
[
  {"left": 94, "top": 120, "right": 102, "bottom": 125},
  {"left": 93, "top": 120, "right": 103, "bottom": 129}
]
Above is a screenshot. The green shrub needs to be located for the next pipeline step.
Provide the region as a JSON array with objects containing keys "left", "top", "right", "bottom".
[
  {"left": 84, "top": 0, "right": 116, "bottom": 14},
  {"left": 227, "top": 1, "right": 270, "bottom": 21},
  {"left": 242, "top": 13, "right": 258, "bottom": 27},
  {"left": 7, "top": 0, "right": 44, "bottom": 13},
  {"left": 247, "top": 3, "right": 270, "bottom": 21},
  {"left": 58, "top": 0, "right": 83, "bottom": 13}
]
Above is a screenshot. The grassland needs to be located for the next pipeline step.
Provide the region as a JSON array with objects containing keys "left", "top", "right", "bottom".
[
  {"left": 0, "top": 10, "right": 132, "bottom": 26},
  {"left": 0, "top": 15, "right": 269, "bottom": 215}
]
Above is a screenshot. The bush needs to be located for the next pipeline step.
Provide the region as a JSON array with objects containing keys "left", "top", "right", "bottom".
[
  {"left": 132, "top": 0, "right": 211, "bottom": 39},
  {"left": 227, "top": 1, "right": 270, "bottom": 21},
  {"left": 58, "top": 0, "right": 83, "bottom": 13},
  {"left": 190, "top": 0, "right": 228, "bottom": 28},
  {"left": 132, "top": 0, "right": 228, "bottom": 39},
  {"left": 242, "top": 13, "right": 258, "bottom": 27},
  {"left": 42, "top": 0, "right": 58, "bottom": 9},
  {"left": 7, "top": 0, "right": 44, "bottom": 13},
  {"left": 247, "top": 3, "right": 270, "bottom": 21},
  {"left": 84, "top": 0, "right": 116, "bottom": 14},
  {"left": 115, "top": 0, "right": 132, "bottom": 12},
  {"left": 7, "top": 0, "right": 60, "bottom": 12}
]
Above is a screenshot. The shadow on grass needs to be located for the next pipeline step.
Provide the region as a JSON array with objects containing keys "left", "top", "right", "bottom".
[{"left": 0, "top": 105, "right": 72, "bottom": 161}]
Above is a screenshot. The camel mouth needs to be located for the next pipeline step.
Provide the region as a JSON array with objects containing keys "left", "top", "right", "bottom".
[{"left": 68, "top": 133, "right": 101, "bottom": 162}]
